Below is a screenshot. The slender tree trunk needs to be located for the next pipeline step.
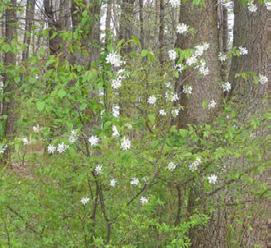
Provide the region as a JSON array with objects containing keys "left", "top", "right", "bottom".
[
  {"left": 105, "top": 0, "right": 112, "bottom": 47},
  {"left": 158, "top": 0, "right": 165, "bottom": 64},
  {"left": 139, "top": 0, "right": 144, "bottom": 48},
  {"left": 22, "top": 0, "right": 36, "bottom": 61},
  {"left": 2, "top": 0, "right": 17, "bottom": 160},
  {"left": 119, "top": 0, "right": 135, "bottom": 53}
]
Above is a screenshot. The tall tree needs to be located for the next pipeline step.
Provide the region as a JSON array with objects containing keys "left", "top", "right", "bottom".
[
  {"left": 2, "top": 0, "right": 17, "bottom": 159},
  {"left": 176, "top": 0, "right": 222, "bottom": 127}
]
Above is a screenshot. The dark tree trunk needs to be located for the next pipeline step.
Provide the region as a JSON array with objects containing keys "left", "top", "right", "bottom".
[{"left": 2, "top": 0, "right": 17, "bottom": 160}]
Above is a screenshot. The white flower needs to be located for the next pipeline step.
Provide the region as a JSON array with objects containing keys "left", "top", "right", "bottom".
[
  {"left": 176, "top": 23, "right": 188, "bottom": 34},
  {"left": 167, "top": 162, "right": 177, "bottom": 171},
  {"left": 112, "top": 125, "right": 120, "bottom": 137},
  {"left": 121, "top": 137, "right": 131, "bottom": 151},
  {"left": 95, "top": 164, "right": 102, "bottom": 175},
  {"left": 194, "top": 43, "right": 209, "bottom": 57},
  {"left": 112, "top": 105, "right": 120, "bottom": 118},
  {"left": 32, "top": 124, "right": 41, "bottom": 133},
  {"left": 188, "top": 158, "right": 201, "bottom": 172},
  {"left": 165, "top": 82, "right": 172, "bottom": 88},
  {"left": 88, "top": 135, "right": 99, "bottom": 147},
  {"left": 110, "top": 178, "right": 117, "bottom": 187},
  {"left": 148, "top": 95, "right": 157, "bottom": 105},
  {"left": 99, "top": 89, "right": 104, "bottom": 96},
  {"left": 198, "top": 63, "right": 209, "bottom": 76},
  {"left": 57, "top": 142, "right": 69, "bottom": 153},
  {"left": 0, "top": 144, "right": 7, "bottom": 154},
  {"left": 22, "top": 137, "right": 29, "bottom": 145},
  {"left": 170, "top": 93, "right": 179, "bottom": 102},
  {"left": 248, "top": 2, "right": 257, "bottom": 12},
  {"left": 207, "top": 174, "right": 218, "bottom": 184},
  {"left": 168, "top": 49, "right": 177, "bottom": 61},
  {"left": 47, "top": 144, "right": 56, "bottom": 154},
  {"left": 259, "top": 74, "right": 268, "bottom": 85},
  {"left": 222, "top": 82, "right": 232, "bottom": 92},
  {"left": 171, "top": 108, "right": 180, "bottom": 117},
  {"left": 106, "top": 52, "right": 123, "bottom": 67},
  {"left": 112, "top": 78, "right": 122, "bottom": 89},
  {"left": 159, "top": 109, "right": 167, "bottom": 116},
  {"left": 80, "top": 197, "right": 90, "bottom": 205},
  {"left": 140, "top": 196, "right": 148, "bottom": 205},
  {"left": 69, "top": 130, "right": 78, "bottom": 143},
  {"left": 183, "top": 85, "right": 193, "bottom": 95},
  {"left": 175, "top": 64, "right": 184, "bottom": 73},
  {"left": 169, "top": 0, "right": 180, "bottom": 8},
  {"left": 208, "top": 99, "right": 217, "bottom": 110},
  {"left": 130, "top": 177, "right": 139, "bottom": 186},
  {"left": 186, "top": 56, "right": 197, "bottom": 66},
  {"left": 218, "top": 52, "right": 227, "bottom": 62},
  {"left": 239, "top": 46, "right": 248, "bottom": 55},
  {"left": 265, "top": 2, "right": 271, "bottom": 10}
]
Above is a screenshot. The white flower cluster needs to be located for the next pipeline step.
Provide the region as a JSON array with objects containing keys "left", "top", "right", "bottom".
[
  {"left": 140, "top": 196, "right": 148, "bottom": 205},
  {"left": 69, "top": 130, "right": 78, "bottom": 143},
  {"left": 183, "top": 85, "right": 193, "bottom": 95},
  {"left": 238, "top": 46, "right": 248, "bottom": 56},
  {"left": 88, "top": 135, "right": 99, "bottom": 147},
  {"left": 266, "top": 1, "right": 271, "bottom": 10},
  {"left": 33, "top": 124, "right": 41, "bottom": 133},
  {"left": 188, "top": 158, "right": 201, "bottom": 172},
  {"left": 207, "top": 174, "right": 218, "bottom": 184},
  {"left": 112, "top": 125, "right": 120, "bottom": 137},
  {"left": 168, "top": 50, "right": 177, "bottom": 61},
  {"left": 47, "top": 142, "right": 69, "bottom": 154},
  {"left": 112, "top": 105, "right": 120, "bottom": 118},
  {"left": 112, "top": 69, "right": 127, "bottom": 90},
  {"left": 22, "top": 137, "right": 30, "bottom": 145},
  {"left": 0, "top": 144, "right": 7, "bottom": 154},
  {"left": 80, "top": 197, "right": 90, "bottom": 205},
  {"left": 148, "top": 95, "right": 157, "bottom": 105},
  {"left": 95, "top": 164, "right": 103, "bottom": 175},
  {"left": 218, "top": 52, "right": 227, "bottom": 62},
  {"left": 176, "top": 23, "right": 189, "bottom": 34},
  {"left": 106, "top": 52, "right": 124, "bottom": 67},
  {"left": 208, "top": 99, "right": 217, "bottom": 110},
  {"left": 259, "top": 74, "right": 268, "bottom": 85},
  {"left": 222, "top": 82, "right": 231, "bottom": 92},
  {"left": 169, "top": 0, "right": 181, "bottom": 8},
  {"left": 248, "top": 1, "right": 257, "bottom": 12},
  {"left": 167, "top": 161, "right": 177, "bottom": 171},
  {"left": 130, "top": 177, "right": 139, "bottom": 186},
  {"left": 121, "top": 137, "right": 131, "bottom": 150}
]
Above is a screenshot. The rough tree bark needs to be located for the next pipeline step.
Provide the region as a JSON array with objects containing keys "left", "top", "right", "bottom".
[
  {"left": 196, "top": 3, "right": 270, "bottom": 248},
  {"left": 2, "top": 0, "right": 17, "bottom": 159},
  {"left": 176, "top": 0, "right": 222, "bottom": 127}
]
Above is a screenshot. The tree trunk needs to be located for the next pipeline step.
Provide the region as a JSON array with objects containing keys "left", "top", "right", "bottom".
[
  {"left": 139, "top": 0, "right": 144, "bottom": 48},
  {"left": 158, "top": 0, "right": 165, "bottom": 64},
  {"left": 119, "top": 0, "right": 135, "bottom": 53},
  {"left": 22, "top": 0, "right": 36, "bottom": 61},
  {"left": 176, "top": 0, "right": 222, "bottom": 127},
  {"left": 2, "top": 0, "right": 17, "bottom": 160}
]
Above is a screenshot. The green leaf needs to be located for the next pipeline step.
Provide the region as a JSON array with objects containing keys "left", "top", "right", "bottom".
[
  {"left": 36, "top": 100, "right": 45, "bottom": 112},
  {"left": 57, "top": 89, "right": 67, "bottom": 98}
]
